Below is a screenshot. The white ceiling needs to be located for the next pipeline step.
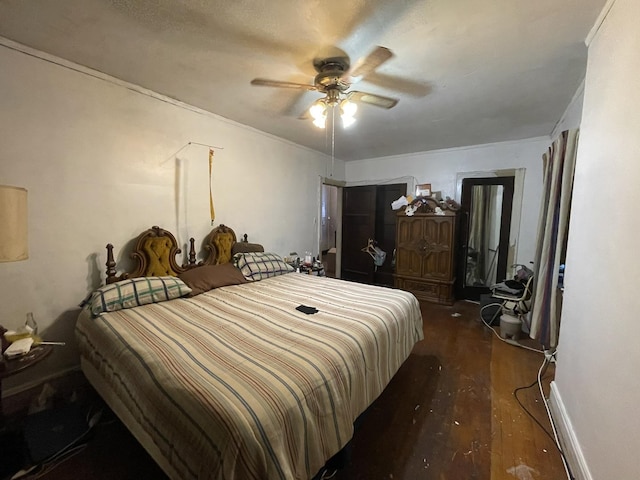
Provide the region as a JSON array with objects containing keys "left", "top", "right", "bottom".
[{"left": 0, "top": 0, "right": 606, "bottom": 161}]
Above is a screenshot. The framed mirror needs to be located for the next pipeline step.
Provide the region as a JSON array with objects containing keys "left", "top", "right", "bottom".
[{"left": 457, "top": 176, "right": 515, "bottom": 300}]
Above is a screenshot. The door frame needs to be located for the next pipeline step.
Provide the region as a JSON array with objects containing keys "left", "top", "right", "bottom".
[
  {"left": 319, "top": 177, "right": 345, "bottom": 277},
  {"left": 455, "top": 168, "right": 525, "bottom": 269}
]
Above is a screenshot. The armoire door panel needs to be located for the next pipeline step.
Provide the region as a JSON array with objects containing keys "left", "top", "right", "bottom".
[
  {"left": 422, "top": 251, "right": 452, "bottom": 279},
  {"left": 396, "top": 248, "right": 422, "bottom": 276},
  {"left": 394, "top": 208, "right": 459, "bottom": 305}
]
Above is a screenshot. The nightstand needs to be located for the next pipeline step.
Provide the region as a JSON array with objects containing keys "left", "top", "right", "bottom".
[
  {"left": 0, "top": 345, "right": 52, "bottom": 477},
  {"left": 298, "top": 264, "right": 325, "bottom": 276},
  {"left": 1, "top": 345, "right": 52, "bottom": 419}
]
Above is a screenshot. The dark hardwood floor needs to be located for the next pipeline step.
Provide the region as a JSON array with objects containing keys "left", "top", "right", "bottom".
[
  {"left": 6, "top": 300, "right": 566, "bottom": 480},
  {"left": 335, "top": 300, "right": 566, "bottom": 480}
]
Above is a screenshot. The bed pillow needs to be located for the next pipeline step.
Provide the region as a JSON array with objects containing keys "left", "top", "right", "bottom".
[
  {"left": 232, "top": 241, "right": 264, "bottom": 255},
  {"left": 234, "top": 252, "right": 294, "bottom": 281},
  {"left": 179, "top": 263, "right": 248, "bottom": 296},
  {"left": 88, "top": 276, "right": 191, "bottom": 317}
]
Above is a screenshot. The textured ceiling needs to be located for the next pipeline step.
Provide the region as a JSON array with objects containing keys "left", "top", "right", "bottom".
[{"left": 0, "top": 0, "right": 606, "bottom": 160}]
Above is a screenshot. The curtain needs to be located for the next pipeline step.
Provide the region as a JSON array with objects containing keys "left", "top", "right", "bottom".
[
  {"left": 468, "top": 186, "right": 488, "bottom": 285},
  {"left": 529, "top": 129, "right": 579, "bottom": 348}
]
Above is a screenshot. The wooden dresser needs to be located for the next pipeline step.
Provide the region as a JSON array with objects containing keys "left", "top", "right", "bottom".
[{"left": 394, "top": 198, "right": 459, "bottom": 305}]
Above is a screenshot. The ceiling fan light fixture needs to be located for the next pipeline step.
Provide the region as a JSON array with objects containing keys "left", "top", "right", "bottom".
[
  {"left": 310, "top": 99, "right": 328, "bottom": 129},
  {"left": 341, "top": 114, "right": 356, "bottom": 128},
  {"left": 340, "top": 98, "right": 357, "bottom": 128},
  {"left": 340, "top": 98, "right": 357, "bottom": 117},
  {"left": 310, "top": 100, "right": 326, "bottom": 119},
  {"left": 313, "top": 116, "right": 327, "bottom": 129}
]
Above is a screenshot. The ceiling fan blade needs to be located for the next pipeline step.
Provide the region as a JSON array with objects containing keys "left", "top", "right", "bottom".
[
  {"left": 251, "top": 78, "right": 318, "bottom": 91},
  {"left": 349, "top": 91, "right": 399, "bottom": 109},
  {"left": 298, "top": 108, "right": 311, "bottom": 120},
  {"left": 364, "top": 72, "right": 432, "bottom": 97},
  {"left": 348, "top": 46, "right": 394, "bottom": 80}
]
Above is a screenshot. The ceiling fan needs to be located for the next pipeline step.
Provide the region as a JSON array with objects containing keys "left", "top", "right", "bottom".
[{"left": 250, "top": 46, "right": 400, "bottom": 128}]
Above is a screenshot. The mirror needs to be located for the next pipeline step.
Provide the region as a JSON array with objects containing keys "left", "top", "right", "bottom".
[
  {"left": 458, "top": 177, "right": 514, "bottom": 300},
  {"left": 465, "top": 184, "right": 504, "bottom": 287}
]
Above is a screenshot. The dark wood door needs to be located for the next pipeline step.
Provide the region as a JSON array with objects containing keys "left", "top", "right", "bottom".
[
  {"left": 341, "top": 184, "right": 406, "bottom": 285},
  {"left": 374, "top": 184, "right": 406, "bottom": 286},
  {"left": 341, "top": 186, "right": 377, "bottom": 284}
]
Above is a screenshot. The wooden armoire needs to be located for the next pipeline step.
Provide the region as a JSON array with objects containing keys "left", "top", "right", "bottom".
[{"left": 394, "top": 197, "right": 460, "bottom": 305}]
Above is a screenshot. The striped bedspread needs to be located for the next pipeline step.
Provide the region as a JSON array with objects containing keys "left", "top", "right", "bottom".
[{"left": 76, "top": 273, "right": 423, "bottom": 480}]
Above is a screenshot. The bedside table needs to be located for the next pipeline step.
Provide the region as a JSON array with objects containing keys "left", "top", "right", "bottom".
[
  {"left": 298, "top": 264, "right": 325, "bottom": 276},
  {"left": 1, "top": 345, "right": 52, "bottom": 419},
  {"left": 0, "top": 345, "right": 53, "bottom": 478}
]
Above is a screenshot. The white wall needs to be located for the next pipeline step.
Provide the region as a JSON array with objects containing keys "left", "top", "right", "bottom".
[
  {"left": 552, "top": 80, "right": 585, "bottom": 138},
  {"left": 552, "top": 0, "right": 640, "bottom": 478},
  {"left": 0, "top": 41, "right": 344, "bottom": 394},
  {"left": 344, "top": 138, "right": 550, "bottom": 266}
]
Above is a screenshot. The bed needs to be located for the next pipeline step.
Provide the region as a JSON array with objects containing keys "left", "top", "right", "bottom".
[{"left": 76, "top": 225, "right": 423, "bottom": 480}]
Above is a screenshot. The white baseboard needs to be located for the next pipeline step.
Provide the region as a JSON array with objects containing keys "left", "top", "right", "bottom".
[{"left": 548, "top": 381, "right": 593, "bottom": 480}]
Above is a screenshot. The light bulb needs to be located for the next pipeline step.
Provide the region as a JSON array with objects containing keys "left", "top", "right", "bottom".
[
  {"left": 313, "top": 117, "right": 326, "bottom": 129},
  {"left": 309, "top": 101, "right": 326, "bottom": 120},
  {"left": 342, "top": 115, "right": 356, "bottom": 128},
  {"left": 340, "top": 99, "right": 357, "bottom": 117}
]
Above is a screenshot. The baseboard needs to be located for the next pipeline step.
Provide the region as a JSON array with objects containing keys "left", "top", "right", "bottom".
[{"left": 548, "top": 381, "right": 593, "bottom": 480}]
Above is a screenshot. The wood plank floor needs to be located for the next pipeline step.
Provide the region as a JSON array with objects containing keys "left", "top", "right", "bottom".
[
  {"left": 18, "top": 300, "right": 567, "bottom": 480},
  {"left": 334, "top": 300, "right": 566, "bottom": 480}
]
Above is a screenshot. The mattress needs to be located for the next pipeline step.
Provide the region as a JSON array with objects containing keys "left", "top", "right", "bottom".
[{"left": 76, "top": 273, "right": 423, "bottom": 480}]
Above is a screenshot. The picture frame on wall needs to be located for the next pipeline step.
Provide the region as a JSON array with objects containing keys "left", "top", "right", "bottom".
[{"left": 416, "top": 183, "right": 432, "bottom": 197}]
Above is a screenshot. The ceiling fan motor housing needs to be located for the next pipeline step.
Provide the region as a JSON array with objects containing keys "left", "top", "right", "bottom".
[{"left": 313, "top": 56, "right": 350, "bottom": 93}]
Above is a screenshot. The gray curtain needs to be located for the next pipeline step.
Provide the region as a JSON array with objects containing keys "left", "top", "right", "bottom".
[{"left": 530, "top": 129, "right": 579, "bottom": 348}]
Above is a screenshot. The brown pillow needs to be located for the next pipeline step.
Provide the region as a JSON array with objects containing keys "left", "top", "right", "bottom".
[
  {"left": 232, "top": 242, "right": 264, "bottom": 255},
  {"left": 178, "top": 263, "right": 248, "bottom": 296}
]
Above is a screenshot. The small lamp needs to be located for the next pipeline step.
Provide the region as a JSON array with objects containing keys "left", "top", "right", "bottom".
[{"left": 0, "top": 185, "right": 28, "bottom": 262}]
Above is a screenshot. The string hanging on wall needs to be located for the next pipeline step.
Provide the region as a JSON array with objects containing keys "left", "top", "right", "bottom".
[
  {"left": 208, "top": 148, "right": 215, "bottom": 225},
  {"left": 164, "top": 141, "right": 225, "bottom": 246},
  {"left": 162, "top": 141, "right": 224, "bottom": 164}
]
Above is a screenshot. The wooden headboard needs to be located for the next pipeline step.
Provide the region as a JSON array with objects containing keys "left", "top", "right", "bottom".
[
  {"left": 105, "top": 226, "right": 198, "bottom": 284},
  {"left": 203, "top": 224, "right": 264, "bottom": 265},
  {"left": 104, "top": 225, "right": 263, "bottom": 283}
]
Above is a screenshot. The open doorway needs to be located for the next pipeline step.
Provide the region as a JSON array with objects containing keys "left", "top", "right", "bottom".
[{"left": 320, "top": 183, "right": 340, "bottom": 277}]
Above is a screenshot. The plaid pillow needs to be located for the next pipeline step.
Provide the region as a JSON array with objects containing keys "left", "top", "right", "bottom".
[
  {"left": 234, "top": 252, "right": 294, "bottom": 281},
  {"left": 88, "top": 276, "right": 192, "bottom": 316}
]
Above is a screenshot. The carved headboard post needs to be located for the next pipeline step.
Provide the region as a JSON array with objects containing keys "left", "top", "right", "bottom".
[
  {"left": 183, "top": 237, "right": 198, "bottom": 269},
  {"left": 105, "top": 243, "right": 118, "bottom": 284}
]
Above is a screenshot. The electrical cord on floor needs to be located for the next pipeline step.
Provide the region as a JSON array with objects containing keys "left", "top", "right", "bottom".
[
  {"left": 10, "top": 406, "right": 103, "bottom": 480},
  {"left": 513, "top": 354, "right": 575, "bottom": 480},
  {"left": 318, "top": 468, "right": 338, "bottom": 480},
  {"left": 479, "top": 303, "right": 544, "bottom": 354}
]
